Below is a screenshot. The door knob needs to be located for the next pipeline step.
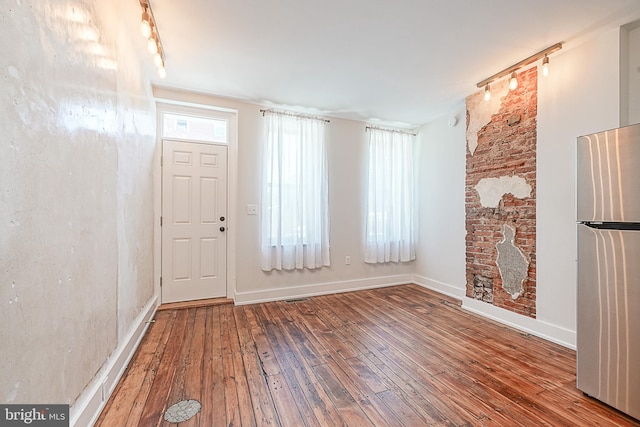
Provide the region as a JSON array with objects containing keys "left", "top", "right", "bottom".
[
  {"left": 220, "top": 216, "right": 225, "bottom": 222},
  {"left": 220, "top": 226, "right": 226, "bottom": 232}
]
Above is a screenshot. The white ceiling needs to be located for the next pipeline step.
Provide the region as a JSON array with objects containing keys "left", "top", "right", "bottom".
[{"left": 148, "top": 0, "right": 640, "bottom": 126}]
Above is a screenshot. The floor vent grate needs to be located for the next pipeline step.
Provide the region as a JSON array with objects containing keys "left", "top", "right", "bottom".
[
  {"left": 284, "top": 297, "right": 310, "bottom": 304},
  {"left": 164, "top": 399, "right": 201, "bottom": 423}
]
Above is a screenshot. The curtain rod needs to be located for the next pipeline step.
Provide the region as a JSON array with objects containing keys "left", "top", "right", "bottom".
[
  {"left": 365, "top": 125, "right": 417, "bottom": 136},
  {"left": 260, "top": 109, "right": 330, "bottom": 123}
]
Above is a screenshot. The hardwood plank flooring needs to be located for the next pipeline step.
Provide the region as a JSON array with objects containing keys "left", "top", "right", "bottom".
[{"left": 96, "top": 285, "right": 639, "bottom": 426}]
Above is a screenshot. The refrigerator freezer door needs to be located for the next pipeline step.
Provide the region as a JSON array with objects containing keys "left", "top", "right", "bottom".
[
  {"left": 577, "top": 123, "right": 640, "bottom": 222},
  {"left": 577, "top": 224, "right": 640, "bottom": 419}
]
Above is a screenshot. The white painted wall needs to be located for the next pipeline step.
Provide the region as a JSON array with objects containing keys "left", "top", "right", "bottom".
[
  {"left": 625, "top": 24, "right": 640, "bottom": 125},
  {"left": 152, "top": 87, "right": 415, "bottom": 304},
  {"left": 0, "top": 0, "right": 155, "bottom": 415},
  {"left": 414, "top": 106, "right": 467, "bottom": 298},
  {"left": 537, "top": 27, "right": 622, "bottom": 337}
]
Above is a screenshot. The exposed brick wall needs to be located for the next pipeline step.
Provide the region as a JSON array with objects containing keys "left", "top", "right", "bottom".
[{"left": 465, "top": 67, "right": 537, "bottom": 318}]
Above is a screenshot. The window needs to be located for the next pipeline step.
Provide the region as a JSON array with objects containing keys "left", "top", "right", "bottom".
[
  {"left": 261, "top": 112, "right": 330, "bottom": 271},
  {"left": 162, "top": 113, "right": 227, "bottom": 143},
  {"left": 365, "top": 128, "right": 416, "bottom": 263}
]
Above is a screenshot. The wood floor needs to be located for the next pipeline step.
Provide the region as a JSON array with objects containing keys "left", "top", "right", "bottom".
[{"left": 96, "top": 285, "right": 639, "bottom": 426}]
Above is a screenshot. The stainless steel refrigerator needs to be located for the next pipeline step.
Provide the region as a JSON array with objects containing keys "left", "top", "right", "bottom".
[{"left": 576, "top": 123, "right": 640, "bottom": 420}]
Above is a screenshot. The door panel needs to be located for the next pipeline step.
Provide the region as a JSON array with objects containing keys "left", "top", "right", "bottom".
[
  {"left": 200, "top": 238, "right": 217, "bottom": 278},
  {"left": 200, "top": 177, "right": 217, "bottom": 223},
  {"left": 173, "top": 176, "right": 192, "bottom": 223},
  {"left": 162, "top": 140, "right": 227, "bottom": 303}
]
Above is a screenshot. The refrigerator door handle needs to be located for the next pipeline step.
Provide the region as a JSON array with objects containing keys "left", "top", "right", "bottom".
[{"left": 581, "top": 221, "right": 640, "bottom": 230}]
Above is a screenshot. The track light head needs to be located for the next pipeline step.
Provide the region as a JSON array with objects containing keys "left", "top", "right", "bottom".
[
  {"left": 140, "top": 8, "right": 151, "bottom": 38},
  {"left": 509, "top": 72, "right": 518, "bottom": 91},
  {"left": 484, "top": 84, "right": 491, "bottom": 101},
  {"left": 147, "top": 36, "right": 158, "bottom": 55},
  {"left": 542, "top": 55, "right": 550, "bottom": 77}
]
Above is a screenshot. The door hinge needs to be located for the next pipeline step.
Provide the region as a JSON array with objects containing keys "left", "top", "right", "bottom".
[
  {"left": 160, "top": 216, "right": 163, "bottom": 226},
  {"left": 160, "top": 155, "right": 163, "bottom": 167},
  {"left": 160, "top": 277, "right": 163, "bottom": 287}
]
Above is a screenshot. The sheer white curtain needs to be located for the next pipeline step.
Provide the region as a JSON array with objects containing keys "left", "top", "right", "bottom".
[
  {"left": 261, "top": 112, "right": 330, "bottom": 271},
  {"left": 365, "top": 128, "right": 415, "bottom": 263}
]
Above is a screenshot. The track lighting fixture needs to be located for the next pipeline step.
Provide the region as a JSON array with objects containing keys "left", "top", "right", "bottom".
[
  {"left": 477, "top": 42, "right": 562, "bottom": 100},
  {"left": 139, "top": 0, "right": 166, "bottom": 79}
]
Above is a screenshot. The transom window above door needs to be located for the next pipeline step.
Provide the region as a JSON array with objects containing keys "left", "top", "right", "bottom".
[{"left": 162, "top": 112, "right": 227, "bottom": 143}]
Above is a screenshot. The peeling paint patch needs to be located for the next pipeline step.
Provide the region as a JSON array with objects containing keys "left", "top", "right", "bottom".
[
  {"left": 6, "top": 382, "right": 20, "bottom": 402},
  {"left": 8, "top": 281, "right": 19, "bottom": 305},
  {"left": 496, "top": 224, "right": 528, "bottom": 299},
  {"left": 475, "top": 175, "right": 531, "bottom": 208},
  {"left": 7, "top": 66, "right": 20, "bottom": 79},
  {"left": 472, "top": 275, "right": 493, "bottom": 303},
  {"left": 466, "top": 79, "right": 509, "bottom": 155}
]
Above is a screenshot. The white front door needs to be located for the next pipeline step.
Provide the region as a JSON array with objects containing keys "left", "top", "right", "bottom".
[{"left": 161, "top": 140, "right": 228, "bottom": 303}]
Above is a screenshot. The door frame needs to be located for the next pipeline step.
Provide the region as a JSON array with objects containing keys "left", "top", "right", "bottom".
[{"left": 154, "top": 100, "right": 238, "bottom": 303}]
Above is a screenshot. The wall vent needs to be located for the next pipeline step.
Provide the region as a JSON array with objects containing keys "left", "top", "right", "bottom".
[{"left": 284, "top": 297, "right": 310, "bottom": 304}]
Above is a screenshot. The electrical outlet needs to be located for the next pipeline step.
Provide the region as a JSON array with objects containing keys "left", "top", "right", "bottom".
[{"left": 345, "top": 256, "right": 351, "bottom": 265}]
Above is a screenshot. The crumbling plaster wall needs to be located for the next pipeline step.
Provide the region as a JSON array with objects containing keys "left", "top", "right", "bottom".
[
  {"left": 0, "top": 0, "right": 155, "bottom": 406},
  {"left": 465, "top": 68, "right": 537, "bottom": 317}
]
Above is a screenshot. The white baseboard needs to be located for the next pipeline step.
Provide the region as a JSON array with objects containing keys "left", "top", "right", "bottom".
[
  {"left": 234, "top": 274, "right": 414, "bottom": 305},
  {"left": 412, "top": 274, "right": 466, "bottom": 300},
  {"left": 234, "top": 276, "right": 576, "bottom": 349},
  {"left": 461, "top": 296, "right": 576, "bottom": 349},
  {"left": 70, "top": 295, "right": 158, "bottom": 427},
  {"left": 411, "top": 275, "right": 576, "bottom": 349}
]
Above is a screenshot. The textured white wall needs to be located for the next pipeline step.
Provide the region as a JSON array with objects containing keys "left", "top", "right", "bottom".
[{"left": 0, "top": 0, "right": 155, "bottom": 406}]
